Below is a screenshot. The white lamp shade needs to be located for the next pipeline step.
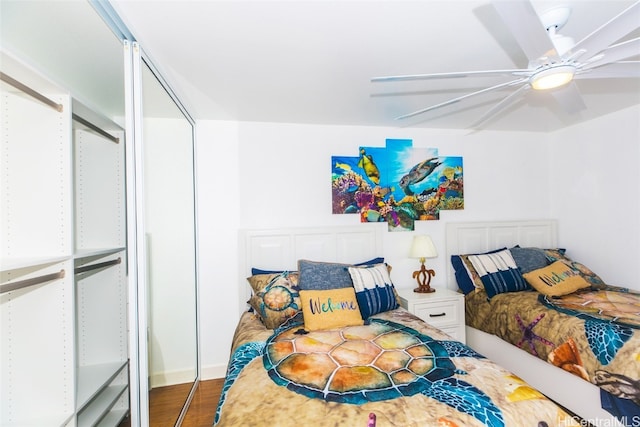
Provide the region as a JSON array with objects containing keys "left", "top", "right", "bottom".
[{"left": 409, "top": 235, "right": 438, "bottom": 259}]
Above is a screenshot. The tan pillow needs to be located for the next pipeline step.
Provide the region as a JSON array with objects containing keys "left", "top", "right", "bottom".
[
  {"left": 247, "top": 272, "right": 300, "bottom": 329},
  {"left": 299, "top": 287, "right": 364, "bottom": 331},
  {"left": 523, "top": 260, "right": 590, "bottom": 296},
  {"left": 461, "top": 254, "right": 485, "bottom": 290}
]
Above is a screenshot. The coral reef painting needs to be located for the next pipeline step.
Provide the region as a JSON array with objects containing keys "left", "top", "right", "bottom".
[{"left": 332, "top": 139, "right": 463, "bottom": 231}]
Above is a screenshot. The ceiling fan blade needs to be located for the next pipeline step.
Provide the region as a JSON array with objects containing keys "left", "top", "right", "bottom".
[
  {"left": 395, "top": 78, "right": 527, "bottom": 120},
  {"left": 470, "top": 84, "right": 531, "bottom": 129},
  {"left": 492, "top": 0, "right": 560, "bottom": 63},
  {"left": 371, "top": 69, "right": 529, "bottom": 83},
  {"left": 551, "top": 82, "right": 587, "bottom": 114},
  {"left": 576, "top": 61, "right": 640, "bottom": 79},
  {"left": 581, "top": 38, "right": 640, "bottom": 70},
  {"left": 570, "top": 2, "right": 640, "bottom": 63}
]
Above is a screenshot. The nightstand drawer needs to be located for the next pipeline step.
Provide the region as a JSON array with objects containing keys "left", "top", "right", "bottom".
[
  {"left": 411, "top": 300, "right": 460, "bottom": 328},
  {"left": 397, "top": 288, "right": 466, "bottom": 344}
]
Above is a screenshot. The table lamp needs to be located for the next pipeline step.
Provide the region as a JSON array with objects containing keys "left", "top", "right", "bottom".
[{"left": 409, "top": 235, "right": 438, "bottom": 293}]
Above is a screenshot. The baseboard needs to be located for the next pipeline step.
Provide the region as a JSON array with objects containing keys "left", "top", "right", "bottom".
[
  {"left": 150, "top": 363, "right": 228, "bottom": 387},
  {"left": 201, "top": 363, "right": 227, "bottom": 380},
  {"left": 150, "top": 368, "right": 198, "bottom": 388}
]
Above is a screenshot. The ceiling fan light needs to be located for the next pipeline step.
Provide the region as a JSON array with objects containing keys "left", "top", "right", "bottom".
[{"left": 530, "top": 65, "right": 575, "bottom": 90}]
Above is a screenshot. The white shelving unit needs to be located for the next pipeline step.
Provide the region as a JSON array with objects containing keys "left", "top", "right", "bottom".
[{"left": 1, "top": 51, "right": 128, "bottom": 427}]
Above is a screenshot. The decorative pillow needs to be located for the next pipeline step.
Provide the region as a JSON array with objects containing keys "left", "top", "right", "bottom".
[
  {"left": 355, "top": 257, "right": 385, "bottom": 267},
  {"left": 509, "top": 246, "right": 549, "bottom": 274},
  {"left": 298, "top": 260, "right": 352, "bottom": 290},
  {"left": 542, "top": 248, "right": 567, "bottom": 260},
  {"left": 253, "top": 257, "right": 384, "bottom": 277},
  {"left": 468, "top": 248, "right": 530, "bottom": 299},
  {"left": 348, "top": 263, "right": 398, "bottom": 318},
  {"left": 451, "top": 248, "right": 506, "bottom": 295},
  {"left": 451, "top": 255, "right": 478, "bottom": 294},
  {"left": 297, "top": 258, "right": 384, "bottom": 291},
  {"left": 523, "top": 260, "right": 591, "bottom": 296},
  {"left": 543, "top": 249, "right": 606, "bottom": 288},
  {"left": 299, "top": 287, "right": 364, "bottom": 331},
  {"left": 251, "top": 267, "right": 290, "bottom": 275},
  {"left": 247, "top": 272, "right": 301, "bottom": 329}
]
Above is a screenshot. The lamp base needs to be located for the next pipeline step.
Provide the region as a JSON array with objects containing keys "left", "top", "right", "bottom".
[
  {"left": 412, "top": 263, "right": 436, "bottom": 293},
  {"left": 414, "top": 285, "right": 436, "bottom": 293}
]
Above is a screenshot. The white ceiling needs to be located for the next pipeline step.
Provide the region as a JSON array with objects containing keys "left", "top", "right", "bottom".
[{"left": 111, "top": 0, "right": 640, "bottom": 132}]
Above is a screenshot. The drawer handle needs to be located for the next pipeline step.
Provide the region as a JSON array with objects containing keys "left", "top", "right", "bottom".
[{"left": 429, "top": 312, "right": 446, "bottom": 318}]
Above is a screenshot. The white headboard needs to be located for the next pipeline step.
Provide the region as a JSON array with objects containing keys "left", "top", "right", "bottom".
[
  {"left": 238, "top": 224, "right": 383, "bottom": 314},
  {"left": 445, "top": 220, "right": 558, "bottom": 290}
]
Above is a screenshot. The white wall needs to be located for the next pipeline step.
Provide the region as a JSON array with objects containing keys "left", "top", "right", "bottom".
[
  {"left": 195, "top": 120, "right": 557, "bottom": 379},
  {"left": 549, "top": 104, "right": 640, "bottom": 287},
  {"left": 196, "top": 106, "right": 640, "bottom": 379},
  {"left": 195, "top": 121, "right": 241, "bottom": 379}
]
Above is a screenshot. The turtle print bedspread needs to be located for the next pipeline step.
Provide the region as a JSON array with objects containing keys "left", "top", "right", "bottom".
[
  {"left": 215, "top": 307, "right": 580, "bottom": 426},
  {"left": 465, "top": 286, "right": 640, "bottom": 412}
]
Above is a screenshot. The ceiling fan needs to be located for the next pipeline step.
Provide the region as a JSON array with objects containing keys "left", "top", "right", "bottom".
[{"left": 372, "top": 0, "right": 640, "bottom": 127}]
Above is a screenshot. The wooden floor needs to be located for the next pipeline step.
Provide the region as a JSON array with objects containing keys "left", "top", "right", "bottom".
[
  {"left": 180, "top": 379, "right": 224, "bottom": 426},
  {"left": 119, "top": 377, "right": 593, "bottom": 426},
  {"left": 119, "top": 378, "right": 224, "bottom": 427}
]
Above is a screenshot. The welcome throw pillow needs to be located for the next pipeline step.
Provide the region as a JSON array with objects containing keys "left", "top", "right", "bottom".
[
  {"left": 523, "top": 260, "right": 590, "bottom": 296},
  {"left": 299, "top": 287, "right": 364, "bottom": 331}
]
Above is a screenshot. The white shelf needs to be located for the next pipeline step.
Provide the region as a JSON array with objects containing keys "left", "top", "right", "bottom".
[
  {"left": 97, "top": 408, "right": 129, "bottom": 427},
  {"left": 0, "top": 255, "right": 70, "bottom": 273},
  {"left": 1, "top": 51, "right": 128, "bottom": 427},
  {"left": 77, "top": 362, "right": 128, "bottom": 410},
  {"left": 74, "top": 247, "right": 126, "bottom": 260},
  {"left": 77, "top": 383, "right": 128, "bottom": 427}
]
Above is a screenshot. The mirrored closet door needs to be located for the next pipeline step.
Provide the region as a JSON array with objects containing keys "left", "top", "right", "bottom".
[{"left": 130, "top": 48, "right": 200, "bottom": 426}]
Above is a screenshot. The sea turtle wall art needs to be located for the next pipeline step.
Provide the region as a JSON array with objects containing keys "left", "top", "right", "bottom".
[{"left": 331, "top": 138, "right": 463, "bottom": 231}]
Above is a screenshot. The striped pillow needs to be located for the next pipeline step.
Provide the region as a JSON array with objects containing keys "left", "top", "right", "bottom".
[
  {"left": 468, "top": 249, "right": 529, "bottom": 298},
  {"left": 451, "top": 247, "right": 505, "bottom": 294},
  {"left": 348, "top": 263, "right": 398, "bottom": 318}
]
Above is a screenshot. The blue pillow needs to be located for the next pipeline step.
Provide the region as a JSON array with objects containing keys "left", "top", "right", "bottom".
[
  {"left": 509, "top": 246, "right": 549, "bottom": 274},
  {"left": 348, "top": 263, "right": 398, "bottom": 318},
  {"left": 253, "top": 257, "right": 383, "bottom": 277},
  {"left": 297, "top": 258, "right": 385, "bottom": 290},
  {"left": 298, "top": 260, "right": 353, "bottom": 290},
  {"left": 467, "top": 248, "right": 529, "bottom": 298},
  {"left": 357, "top": 257, "right": 385, "bottom": 266},
  {"left": 251, "top": 267, "right": 288, "bottom": 275},
  {"left": 451, "top": 255, "right": 475, "bottom": 294}
]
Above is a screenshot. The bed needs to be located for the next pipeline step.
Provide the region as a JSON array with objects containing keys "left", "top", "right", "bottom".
[
  {"left": 214, "top": 224, "right": 582, "bottom": 426},
  {"left": 445, "top": 220, "right": 640, "bottom": 427}
]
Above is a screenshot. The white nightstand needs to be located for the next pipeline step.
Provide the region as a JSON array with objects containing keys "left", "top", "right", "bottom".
[{"left": 397, "top": 287, "right": 466, "bottom": 343}]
